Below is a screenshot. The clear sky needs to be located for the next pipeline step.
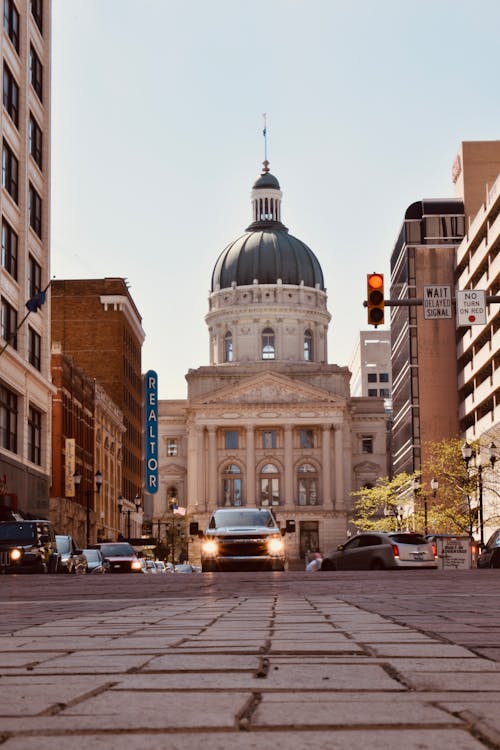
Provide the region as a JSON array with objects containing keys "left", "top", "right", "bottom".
[{"left": 51, "top": 0, "right": 500, "bottom": 398}]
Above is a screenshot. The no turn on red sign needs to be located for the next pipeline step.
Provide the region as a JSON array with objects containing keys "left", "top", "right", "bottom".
[{"left": 456, "top": 290, "right": 487, "bottom": 326}]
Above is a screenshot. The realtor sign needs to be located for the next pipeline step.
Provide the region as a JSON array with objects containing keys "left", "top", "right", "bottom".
[
  {"left": 456, "top": 290, "right": 487, "bottom": 326},
  {"left": 423, "top": 286, "right": 452, "bottom": 319}
]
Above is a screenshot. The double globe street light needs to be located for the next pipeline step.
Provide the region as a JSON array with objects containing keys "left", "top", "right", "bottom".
[
  {"left": 118, "top": 494, "right": 142, "bottom": 540},
  {"left": 461, "top": 441, "right": 497, "bottom": 548},
  {"left": 73, "top": 470, "right": 103, "bottom": 548},
  {"left": 412, "top": 477, "right": 438, "bottom": 536}
]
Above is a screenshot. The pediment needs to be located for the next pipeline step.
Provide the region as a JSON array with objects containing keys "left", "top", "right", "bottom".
[{"left": 193, "top": 371, "right": 345, "bottom": 406}]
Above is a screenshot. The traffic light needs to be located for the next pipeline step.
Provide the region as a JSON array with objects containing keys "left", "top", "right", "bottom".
[{"left": 367, "top": 273, "right": 385, "bottom": 325}]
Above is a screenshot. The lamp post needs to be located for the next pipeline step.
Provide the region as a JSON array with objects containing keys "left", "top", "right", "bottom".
[
  {"left": 412, "top": 477, "right": 438, "bottom": 536},
  {"left": 461, "top": 441, "right": 497, "bottom": 548},
  {"left": 384, "top": 504, "right": 404, "bottom": 530},
  {"left": 117, "top": 494, "right": 142, "bottom": 540},
  {"left": 73, "top": 470, "right": 103, "bottom": 548}
]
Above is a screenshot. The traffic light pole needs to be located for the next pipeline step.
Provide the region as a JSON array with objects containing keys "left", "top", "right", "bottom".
[{"left": 365, "top": 295, "right": 500, "bottom": 308}]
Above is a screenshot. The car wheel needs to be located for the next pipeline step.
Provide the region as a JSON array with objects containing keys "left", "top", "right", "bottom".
[
  {"left": 370, "top": 559, "right": 385, "bottom": 570},
  {"left": 201, "top": 562, "right": 216, "bottom": 572},
  {"left": 490, "top": 552, "right": 500, "bottom": 568},
  {"left": 320, "top": 558, "right": 336, "bottom": 571},
  {"left": 36, "top": 559, "right": 48, "bottom": 574}
]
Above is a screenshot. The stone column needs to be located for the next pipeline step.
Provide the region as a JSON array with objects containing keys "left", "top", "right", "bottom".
[
  {"left": 196, "top": 426, "right": 205, "bottom": 510},
  {"left": 284, "top": 424, "right": 294, "bottom": 506},
  {"left": 245, "top": 424, "right": 256, "bottom": 505},
  {"left": 333, "top": 424, "right": 344, "bottom": 510},
  {"left": 207, "top": 426, "right": 217, "bottom": 509},
  {"left": 186, "top": 423, "right": 198, "bottom": 511},
  {"left": 321, "top": 424, "right": 332, "bottom": 507}
]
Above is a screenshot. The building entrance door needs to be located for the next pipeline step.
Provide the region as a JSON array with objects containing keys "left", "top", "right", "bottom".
[{"left": 299, "top": 521, "right": 319, "bottom": 559}]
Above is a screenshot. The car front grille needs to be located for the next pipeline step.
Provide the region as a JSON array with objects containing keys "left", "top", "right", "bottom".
[{"left": 217, "top": 538, "right": 270, "bottom": 558}]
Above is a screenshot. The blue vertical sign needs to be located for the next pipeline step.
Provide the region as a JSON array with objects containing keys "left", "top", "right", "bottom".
[{"left": 145, "top": 370, "right": 158, "bottom": 493}]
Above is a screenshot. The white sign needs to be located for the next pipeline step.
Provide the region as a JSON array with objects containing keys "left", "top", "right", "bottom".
[
  {"left": 456, "top": 290, "right": 487, "bottom": 326},
  {"left": 422, "top": 285, "right": 452, "bottom": 319}
]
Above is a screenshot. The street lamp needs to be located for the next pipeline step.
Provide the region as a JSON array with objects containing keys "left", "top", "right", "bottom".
[
  {"left": 117, "top": 494, "right": 142, "bottom": 540},
  {"left": 73, "top": 470, "right": 103, "bottom": 548},
  {"left": 461, "top": 441, "right": 497, "bottom": 548},
  {"left": 412, "top": 477, "right": 438, "bottom": 536}
]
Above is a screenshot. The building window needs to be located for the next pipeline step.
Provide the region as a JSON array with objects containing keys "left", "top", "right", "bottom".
[
  {"left": 1, "top": 297, "right": 17, "bottom": 349},
  {"left": 1, "top": 219, "right": 18, "bottom": 279},
  {"left": 3, "top": 65, "right": 19, "bottom": 127},
  {"left": 262, "top": 327, "right": 275, "bottom": 359},
  {"left": 260, "top": 463, "right": 280, "bottom": 506},
  {"left": 29, "top": 45, "right": 43, "bottom": 101},
  {"left": 224, "top": 430, "right": 239, "bottom": 450},
  {"left": 28, "top": 113, "right": 42, "bottom": 168},
  {"left": 28, "top": 326, "right": 40, "bottom": 370},
  {"left": 379, "top": 388, "right": 390, "bottom": 398},
  {"left": 28, "top": 404, "right": 41, "bottom": 464},
  {"left": 166, "top": 438, "right": 178, "bottom": 456},
  {"left": 29, "top": 184, "right": 42, "bottom": 237},
  {"left": 0, "top": 382, "right": 17, "bottom": 452},
  {"left": 367, "top": 373, "right": 377, "bottom": 383},
  {"left": 299, "top": 429, "right": 314, "bottom": 449},
  {"left": 28, "top": 254, "right": 41, "bottom": 297},
  {"left": 362, "top": 436, "right": 373, "bottom": 454},
  {"left": 2, "top": 141, "right": 18, "bottom": 203},
  {"left": 262, "top": 430, "right": 276, "bottom": 449},
  {"left": 30, "top": 0, "right": 42, "bottom": 33},
  {"left": 304, "top": 329, "right": 313, "bottom": 361},
  {"left": 368, "top": 389, "right": 378, "bottom": 397},
  {"left": 379, "top": 373, "right": 389, "bottom": 382},
  {"left": 4, "top": 0, "right": 19, "bottom": 52},
  {"left": 297, "top": 463, "right": 318, "bottom": 505},
  {"left": 224, "top": 330, "right": 233, "bottom": 362},
  {"left": 222, "top": 464, "right": 242, "bottom": 507}
]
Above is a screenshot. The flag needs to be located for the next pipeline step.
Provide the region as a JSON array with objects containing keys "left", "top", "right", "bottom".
[
  {"left": 26, "top": 290, "right": 46, "bottom": 313},
  {"left": 262, "top": 112, "right": 267, "bottom": 137},
  {"left": 173, "top": 506, "right": 186, "bottom": 516}
]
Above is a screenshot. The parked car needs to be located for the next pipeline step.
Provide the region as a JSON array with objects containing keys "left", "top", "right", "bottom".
[
  {"left": 145, "top": 559, "right": 157, "bottom": 574},
  {"left": 93, "top": 542, "right": 142, "bottom": 573},
  {"left": 477, "top": 529, "right": 500, "bottom": 568},
  {"left": 154, "top": 561, "right": 168, "bottom": 574},
  {"left": 0, "top": 520, "right": 60, "bottom": 574},
  {"left": 55, "top": 535, "right": 88, "bottom": 574},
  {"left": 82, "top": 548, "right": 109, "bottom": 574},
  {"left": 174, "top": 563, "right": 198, "bottom": 573},
  {"left": 321, "top": 532, "right": 438, "bottom": 570}
]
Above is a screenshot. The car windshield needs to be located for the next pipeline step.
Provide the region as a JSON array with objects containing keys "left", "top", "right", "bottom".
[
  {"left": 83, "top": 550, "right": 100, "bottom": 562},
  {"left": 389, "top": 533, "right": 428, "bottom": 545},
  {"left": 210, "top": 510, "right": 275, "bottom": 528},
  {"left": 56, "top": 537, "right": 71, "bottom": 553},
  {"left": 100, "top": 543, "right": 135, "bottom": 557},
  {"left": 0, "top": 523, "right": 35, "bottom": 542}
]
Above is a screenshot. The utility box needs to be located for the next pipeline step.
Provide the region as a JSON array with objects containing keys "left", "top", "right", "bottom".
[{"left": 427, "top": 535, "right": 478, "bottom": 569}]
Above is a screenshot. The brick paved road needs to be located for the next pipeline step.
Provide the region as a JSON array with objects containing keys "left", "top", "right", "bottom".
[{"left": 1, "top": 570, "right": 500, "bottom": 749}]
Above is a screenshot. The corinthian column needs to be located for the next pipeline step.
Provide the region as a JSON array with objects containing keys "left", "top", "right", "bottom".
[
  {"left": 333, "top": 424, "right": 344, "bottom": 509},
  {"left": 284, "top": 424, "right": 294, "bottom": 506},
  {"left": 321, "top": 424, "right": 332, "bottom": 506},
  {"left": 196, "top": 426, "right": 205, "bottom": 510},
  {"left": 207, "top": 426, "right": 217, "bottom": 509},
  {"left": 245, "top": 424, "right": 255, "bottom": 505}
]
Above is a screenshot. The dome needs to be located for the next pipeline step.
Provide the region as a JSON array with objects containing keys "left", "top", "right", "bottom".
[{"left": 211, "top": 161, "right": 325, "bottom": 292}]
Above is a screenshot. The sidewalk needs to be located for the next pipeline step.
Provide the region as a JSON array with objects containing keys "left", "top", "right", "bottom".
[{"left": 1, "top": 571, "right": 500, "bottom": 749}]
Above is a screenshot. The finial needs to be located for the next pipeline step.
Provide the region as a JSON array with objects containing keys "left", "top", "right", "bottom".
[{"left": 262, "top": 160, "right": 270, "bottom": 174}]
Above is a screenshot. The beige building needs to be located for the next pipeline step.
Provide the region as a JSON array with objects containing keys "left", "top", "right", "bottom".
[
  {"left": 158, "top": 162, "right": 388, "bottom": 562},
  {"left": 0, "top": 1, "right": 53, "bottom": 518}
]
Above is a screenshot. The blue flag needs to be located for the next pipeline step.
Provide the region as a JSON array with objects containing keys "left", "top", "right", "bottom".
[{"left": 26, "top": 290, "right": 46, "bottom": 313}]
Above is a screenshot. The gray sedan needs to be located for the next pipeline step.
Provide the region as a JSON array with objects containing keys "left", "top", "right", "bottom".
[{"left": 321, "top": 532, "right": 438, "bottom": 570}]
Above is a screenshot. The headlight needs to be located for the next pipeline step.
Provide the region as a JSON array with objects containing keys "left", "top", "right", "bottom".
[
  {"left": 267, "top": 537, "right": 285, "bottom": 555},
  {"left": 10, "top": 548, "right": 22, "bottom": 561},
  {"left": 131, "top": 560, "right": 142, "bottom": 571},
  {"left": 202, "top": 539, "right": 218, "bottom": 556}
]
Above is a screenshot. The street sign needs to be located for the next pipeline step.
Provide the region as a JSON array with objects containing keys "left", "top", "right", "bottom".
[
  {"left": 456, "top": 290, "right": 487, "bottom": 326},
  {"left": 423, "top": 285, "right": 452, "bottom": 319}
]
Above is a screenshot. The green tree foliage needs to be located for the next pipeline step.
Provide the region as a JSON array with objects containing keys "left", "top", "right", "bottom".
[{"left": 352, "top": 473, "right": 415, "bottom": 532}]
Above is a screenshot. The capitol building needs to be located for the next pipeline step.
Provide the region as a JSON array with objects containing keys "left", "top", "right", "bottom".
[{"left": 155, "top": 161, "right": 388, "bottom": 561}]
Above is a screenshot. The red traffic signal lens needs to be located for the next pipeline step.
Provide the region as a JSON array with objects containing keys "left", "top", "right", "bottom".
[{"left": 368, "top": 273, "right": 384, "bottom": 290}]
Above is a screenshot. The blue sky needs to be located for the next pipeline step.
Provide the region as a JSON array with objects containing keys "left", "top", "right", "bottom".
[{"left": 51, "top": 0, "right": 500, "bottom": 398}]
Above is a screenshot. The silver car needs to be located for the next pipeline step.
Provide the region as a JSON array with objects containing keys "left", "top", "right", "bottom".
[{"left": 321, "top": 532, "right": 438, "bottom": 570}]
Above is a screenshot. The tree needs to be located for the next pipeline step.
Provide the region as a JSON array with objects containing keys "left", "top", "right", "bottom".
[{"left": 352, "top": 473, "right": 415, "bottom": 532}]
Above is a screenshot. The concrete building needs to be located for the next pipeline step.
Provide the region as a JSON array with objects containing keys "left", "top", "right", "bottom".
[
  {"left": 389, "top": 199, "right": 465, "bottom": 476},
  {"left": 349, "top": 331, "right": 392, "bottom": 404},
  {"left": 158, "top": 162, "right": 388, "bottom": 562},
  {"left": 0, "top": 0, "right": 53, "bottom": 518},
  {"left": 51, "top": 278, "right": 145, "bottom": 531}
]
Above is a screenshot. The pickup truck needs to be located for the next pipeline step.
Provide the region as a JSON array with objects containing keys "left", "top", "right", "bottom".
[{"left": 190, "top": 508, "right": 294, "bottom": 572}]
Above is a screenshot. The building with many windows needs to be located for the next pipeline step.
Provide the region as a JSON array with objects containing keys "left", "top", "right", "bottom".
[
  {"left": 157, "top": 162, "right": 388, "bottom": 562},
  {"left": 0, "top": 0, "right": 53, "bottom": 518}
]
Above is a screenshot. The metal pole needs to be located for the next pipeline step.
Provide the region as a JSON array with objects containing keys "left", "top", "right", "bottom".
[
  {"left": 424, "top": 498, "right": 428, "bottom": 536},
  {"left": 478, "top": 465, "right": 484, "bottom": 548},
  {"left": 127, "top": 511, "right": 131, "bottom": 540},
  {"left": 86, "top": 492, "right": 90, "bottom": 548}
]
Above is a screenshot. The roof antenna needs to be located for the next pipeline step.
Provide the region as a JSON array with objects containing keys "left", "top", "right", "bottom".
[{"left": 262, "top": 113, "right": 269, "bottom": 173}]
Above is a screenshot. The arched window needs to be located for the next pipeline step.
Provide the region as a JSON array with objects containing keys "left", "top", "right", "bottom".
[
  {"left": 297, "top": 463, "right": 319, "bottom": 505},
  {"left": 260, "top": 463, "right": 280, "bottom": 506},
  {"left": 262, "top": 327, "right": 275, "bottom": 360},
  {"left": 222, "top": 464, "right": 242, "bottom": 507},
  {"left": 304, "top": 329, "right": 313, "bottom": 361},
  {"left": 224, "top": 331, "right": 233, "bottom": 362}
]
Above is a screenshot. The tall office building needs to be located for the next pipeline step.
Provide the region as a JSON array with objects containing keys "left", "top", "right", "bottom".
[
  {"left": 0, "top": 0, "right": 52, "bottom": 517},
  {"left": 389, "top": 199, "right": 465, "bottom": 475}
]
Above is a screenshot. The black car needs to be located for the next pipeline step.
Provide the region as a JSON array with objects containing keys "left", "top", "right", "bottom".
[
  {"left": 477, "top": 529, "right": 500, "bottom": 568},
  {"left": 0, "top": 520, "right": 60, "bottom": 574},
  {"left": 55, "top": 535, "right": 88, "bottom": 574}
]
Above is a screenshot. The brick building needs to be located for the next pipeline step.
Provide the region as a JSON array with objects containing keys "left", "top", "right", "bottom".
[{"left": 51, "top": 278, "right": 145, "bottom": 526}]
